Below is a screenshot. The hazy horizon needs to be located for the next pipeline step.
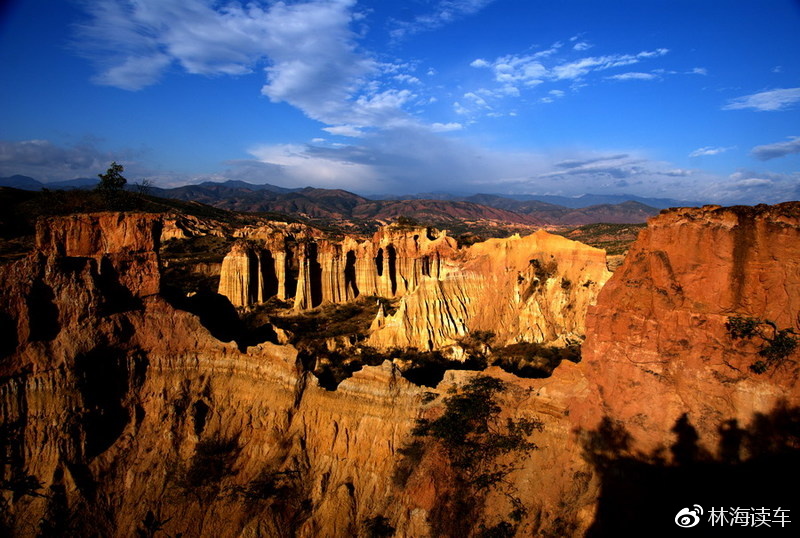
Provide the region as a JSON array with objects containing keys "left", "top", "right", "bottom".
[{"left": 1, "top": 0, "right": 798, "bottom": 204}]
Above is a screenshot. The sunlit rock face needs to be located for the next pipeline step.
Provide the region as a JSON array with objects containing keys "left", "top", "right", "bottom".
[
  {"left": 3, "top": 204, "right": 798, "bottom": 537},
  {"left": 578, "top": 203, "right": 800, "bottom": 453},
  {"left": 218, "top": 224, "right": 460, "bottom": 311},
  {"left": 368, "top": 230, "right": 612, "bottom": 350},
  {"left": 218, "top": 224, "right": 611, "bottom": 350},
  {"left": 0, "top": 213, "right": 427, "bottom": 537}
]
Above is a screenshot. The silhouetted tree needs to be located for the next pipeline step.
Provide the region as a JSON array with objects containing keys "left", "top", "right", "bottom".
[{"left": 96, "top": 162, "right": 127, "bottom": 192}]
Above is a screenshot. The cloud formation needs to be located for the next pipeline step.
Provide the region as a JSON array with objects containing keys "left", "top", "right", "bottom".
[
  {"left": 698, "top": 170, "right": 800, "bottom": 204},
  {"left": 0, "top": 139, "right": 135, "bottom": 181},
  {"left": 389, "top": 0, "right": 497, "bottom": 39},
  {"left": 469, "top": 45, "right": 668, "bottom": 84},
  {"left": 608, "top": 72, "right": 658, "bottom": 81},
  {"left": 75, "top": 1, "right": 474, "bottom": 135},
  {"left": 462, "top": 44, "right": 670, "bottom": 114},
  {"left": 750, "top": 136, "right": 800, "bottom": 160},
  {"left": 723, "top": 87, "right": 800, "bottom": 111},
  {"left": 689, "top": 146, "right": 733, "bottom": 157}
]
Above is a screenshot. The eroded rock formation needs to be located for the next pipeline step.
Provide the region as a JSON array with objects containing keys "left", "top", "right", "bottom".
[
  {"left": 1, "top": 204, "right": 798, "bottom": 537},
  {"left": 369, "top": 230, "right": 612, "bottom": 350},
  {"left": 0, "top": 213, "right": 428, "bottom": 537},
  {"left": 217, "top": 225, "right": 610, "bottom": 351},
  {"left": 217, "top": 225, "right": 459, "bottom": 311},
  {"left": 578, "top": 203, "right": 800, "bottom": 451}
]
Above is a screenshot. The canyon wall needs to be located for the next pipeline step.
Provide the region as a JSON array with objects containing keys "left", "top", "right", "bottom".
[
  {"left": 2, "top": 204, "right": 799, "bottom": 537},
  {"left": 368, "top": 230, "right": 612, "bottom": 350},
  {"left": 576, "top": 203, "right": 800, "bottom": 452},
  {"left": 0, "top": 213, "right": 433, "bottom": 537},
  {"left": 218, "top": 226, "right": 611, "bottom": 350},
  {"left": 218, "top": 225, "right": 459, "bottom": 311}
]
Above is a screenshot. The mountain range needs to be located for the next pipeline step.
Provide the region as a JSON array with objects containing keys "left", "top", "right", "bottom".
[{"left": 0, "top": 175, "right": 701, "bottom": 225}]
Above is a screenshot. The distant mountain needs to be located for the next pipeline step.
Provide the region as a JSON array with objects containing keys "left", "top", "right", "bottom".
[
  {"left": 503, "top": 193, "right": 703, "bottom": 210},
  {"left": 48, "top": 177, "right": 98, "bottom": 189},
  {"left": 461, "top": 195, "right": 659, "bottom": 224},
  {"left": 350, "top": 199, "right": 543, "bottom": 225},
  {"left": 153, "top": 182, "right": 657, "bottom": 225},
  {"left": 0, "top": 175, "right": 42, "bottom": 190},
  {"left": 0, "top": 176, "right": 665, "bottom": 225},
  {"left": 367, "top": 190, "right": 700, "bottom": 210}
]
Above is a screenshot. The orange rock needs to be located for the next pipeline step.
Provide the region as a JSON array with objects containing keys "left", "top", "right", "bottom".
[{"left": 579, "top": 203, "right": 800, "bottom": 453}]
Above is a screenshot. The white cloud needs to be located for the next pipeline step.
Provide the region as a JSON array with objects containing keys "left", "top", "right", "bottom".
[
  {"left": 552, "top": 49, "right": 668, "bottom": 80},
  {"left": 573, "top": 41, "right": 592, "bottom": 51},
  {"left": 734, "top": 177, "right": 773, "bottom": 187},
  {"left": 0, "top": 139, "right": 138, "bottom": 181},
  {"left": 430, "top": 122, "right": 464, "bottom": 132},
  {"left": 390, "top": 0, "right": 498, "bottom": 39},
  {"left": 723, "top": 87, "right": 800, "bottom": 111},
  {"left": 246, "top": 142, "right": 382, "bottom": 190},
  {"left": 695, "top": 170, "right": 800, "bottom": 204},
  {"left": 323, "top": 125, "right": 365, "bottom": 138},
  {"left": 689, "top": 146, "right": 733, "bottom": 157},
  {"left": 608, "top": 72, "right": 657, "bottom": 81},
  {"left": 394, "top": 74, "right": 421, "bottom": 84},
  {"left": 472, "top": 46, "right": 669, "bottom": 89},
  {"left": 540, "top": 89, "right": 565, "bottom": 103},
  {"left": 750, "top": 136, "right": 800, "bottom": 160},
  {"left": 690, "top": 67, "right": 708, "bottom": 75},
  {"left": 74, "top": 0, "right": 425, "bottom": 131}
]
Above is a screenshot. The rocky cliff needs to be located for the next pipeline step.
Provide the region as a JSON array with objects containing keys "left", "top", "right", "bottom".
[
  {"left": 0, "top": 213, "right": 431, "bottom": 537},
  {"left": 368, "top": 230, "right": 611, "bottom": 350},
  {"left": 578, "top": 203, "right": 800, "bottom": 450},
  {"left": 218, "top": 224, "right": 459, "bottom": 311},
  {"left": 1, "top": 204, "right": 798, "bottom": 537},
  {"left": 217, "top": 225, "right": 610, "bottom": 351}
]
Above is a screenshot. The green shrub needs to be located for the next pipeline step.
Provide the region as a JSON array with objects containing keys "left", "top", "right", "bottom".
[
  {"left": 411, "top": 376, "right": 542, "bottom": 535},
  {"left": 726, "top": 315, "right": 798, "bottom": 374}
]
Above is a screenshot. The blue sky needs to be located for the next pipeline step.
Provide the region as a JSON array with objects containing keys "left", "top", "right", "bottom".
[{"left": 1, "top": 0, "right": 799, "bottom": 203}]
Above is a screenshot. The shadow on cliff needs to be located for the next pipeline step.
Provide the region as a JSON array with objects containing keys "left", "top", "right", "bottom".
[
  {"left": 161, "top": 286, "right": 278, "bottom": 352},
  {"left": 580, "top": 404, "right": 800, "bottom": 537}
]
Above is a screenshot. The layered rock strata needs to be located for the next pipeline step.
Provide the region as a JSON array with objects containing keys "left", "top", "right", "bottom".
[
  {"left": 2, "top": 204, "right": 798, "bottom": 537},
  {"left": 369, "top": 230, "right": 612, "bottom": 350},
  {"left": 578, "top": 203, "right": 800, "bottom": 451},
  {"left": 218, "top": 225, "right": 459, "bottom": 310},
  {"left": 0, "top": 213, "right": 429, "bottom": 537},
  {"left": 218, "top": 225, "right": 610, "bottom": 350}
]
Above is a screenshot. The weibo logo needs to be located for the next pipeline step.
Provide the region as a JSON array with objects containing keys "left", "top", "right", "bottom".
[{"left": 675, "top": 505, "right": 704, "bottom": 528}]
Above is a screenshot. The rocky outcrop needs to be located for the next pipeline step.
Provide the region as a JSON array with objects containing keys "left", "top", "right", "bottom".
[
  {"left": 3, "top": 204, "right": 799, "bottom": 537},
  {"left": 368, "top": 230, "right": 612, "bottom": 350},
  {"left": 217, "top": 225, "right": 609, "bottom": 351},
  {"left": 161, "top": 213, "right": 228, "bottom": 241},
  {"left": 578, "top": 203, "right": 800, "bottom": 452},
  {"left": 217, "top": 224, "right": 459, "bottom": 311},
  {"left": 0, "top": 213, "right": 429, "bottom": 537}
]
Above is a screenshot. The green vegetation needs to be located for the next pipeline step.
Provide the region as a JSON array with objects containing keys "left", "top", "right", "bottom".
[
  {"left": 268, "top": 296, "right": 388, "bottom": 344},
  {"left": 553, "top": 222, "right": 646, "bottom": 255},
  {"left": 726, "top": 315, "right": 798, "bottom": 373},
  {"left": 408, "top": 376, "right": 543, "bottom": 536},
  {"left": 395, "top": 215, "right": 421, "bottom": 228},
  {"left": 96, "top": 162, "right": 127, "bottom": 192},
  {"left": 160, "top": 235, "right": 236, "bottom": 294}
]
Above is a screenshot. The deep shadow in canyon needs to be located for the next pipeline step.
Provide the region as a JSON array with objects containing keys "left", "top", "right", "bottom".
[{"left": 581, "top": 404, "right": 800, "bottom": 537}]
